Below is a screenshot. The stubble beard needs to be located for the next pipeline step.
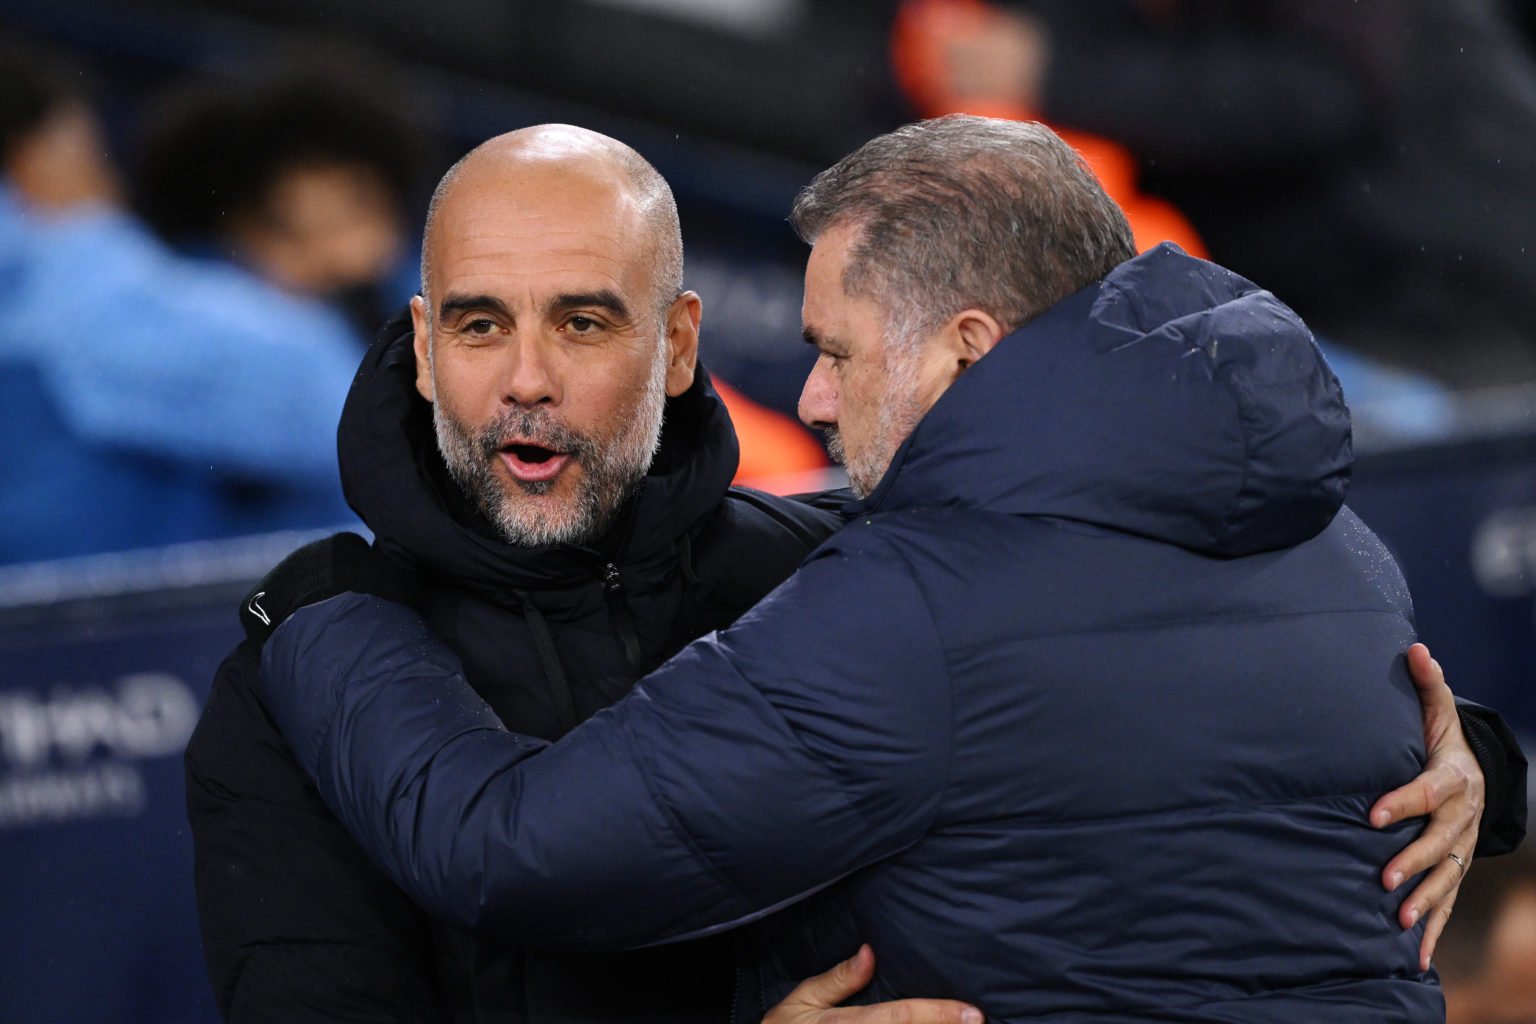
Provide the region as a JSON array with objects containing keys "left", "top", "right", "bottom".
[
  {"left": 828, "top": 341, "right": 925, "bottom": 499},
  {"left": 432, "top": 344, "right": 669, "bottom": 547}
]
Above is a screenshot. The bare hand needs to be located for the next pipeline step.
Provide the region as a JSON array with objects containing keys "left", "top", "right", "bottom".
[
  {"left": 763, "top": 945, "right": 982, "bottom": 1024},
  {"left": 1369, "top": 643, "right": 1482, "bottom": 970}
]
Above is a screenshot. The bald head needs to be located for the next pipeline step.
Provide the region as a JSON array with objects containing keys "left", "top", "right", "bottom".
[
  {"left": 407, "top": 124, "right": 704, "bottom": 549},
  {"left": 420, "top": 125, "right": 683, "bottom": 319}
]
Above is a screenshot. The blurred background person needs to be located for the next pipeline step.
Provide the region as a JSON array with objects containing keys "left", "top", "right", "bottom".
[
  {"left": 0, "top": 36, "right": 389, "bottom": 564},
  {"left": 1436, "top": 840, "right": 1536, "bottom": 1024},
  {"left": 890, "top": 0, "right": 1536, "bottom": 398},
  {"left": 133, "top": 60, "right": 420, "bottom": 339}
]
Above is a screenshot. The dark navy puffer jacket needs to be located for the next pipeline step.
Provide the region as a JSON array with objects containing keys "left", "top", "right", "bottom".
[{"left": 264, "top": 246, "right": 1444, "bottom": 1021}]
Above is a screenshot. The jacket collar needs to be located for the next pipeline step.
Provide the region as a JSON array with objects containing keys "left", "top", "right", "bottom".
[
  {"left": 852, "top": 245, "right": 1353, "bottom": 557},
  {"left": 338, "top": 309, "right": 740, "bottom": 601}
]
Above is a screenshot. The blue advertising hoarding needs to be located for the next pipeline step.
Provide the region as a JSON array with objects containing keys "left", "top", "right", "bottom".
[{"left": 0, "top": 535, "right": 325, "bottom": 1024}]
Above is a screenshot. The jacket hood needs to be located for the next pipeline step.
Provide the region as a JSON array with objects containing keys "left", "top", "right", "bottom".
[
  {"left": 860, "top": 245, "right": 1352, "bottom": 557},
  {"left": 337, "top": 310, "right": 740, "bottom": 599}
]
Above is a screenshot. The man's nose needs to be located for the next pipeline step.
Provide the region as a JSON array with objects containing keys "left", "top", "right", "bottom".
[
  {"left": 797, "top": 359, "right": 837, "bottom": 429},
  {"left": 501, "top": 333, "right": 560, "bottom": 409}
]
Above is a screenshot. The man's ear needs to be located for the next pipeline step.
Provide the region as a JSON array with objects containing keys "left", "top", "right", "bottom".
[
  {"left": 949, "top": 307, "right": 1007, "bottom": 376},
  {"left": 410, "top": 295, "right": 434, "bottom": 402},
  {"left": 664, "top": 290, "right": 702, "bottom": 397}
]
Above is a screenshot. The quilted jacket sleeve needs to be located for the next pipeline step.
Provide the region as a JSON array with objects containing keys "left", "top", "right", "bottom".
[{"left": 261, "top": 527, "right": 953, "bottom": 949}]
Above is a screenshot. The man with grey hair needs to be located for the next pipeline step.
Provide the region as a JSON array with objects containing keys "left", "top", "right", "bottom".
[
  {"left": 789, "top": 116, "right": 1138, "bottom": 497},
  {"left": 259, "top": 115, "right": 1524, "bottom": 1021}
]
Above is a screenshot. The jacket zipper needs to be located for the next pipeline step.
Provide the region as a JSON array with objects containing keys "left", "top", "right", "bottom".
[{"left": 603, "top": 562, "right": 644, "bottom": 670}]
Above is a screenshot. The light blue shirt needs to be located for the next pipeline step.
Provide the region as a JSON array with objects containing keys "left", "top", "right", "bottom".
[{"left": 0, "top": 185, "right": 361, "bottom": 562}]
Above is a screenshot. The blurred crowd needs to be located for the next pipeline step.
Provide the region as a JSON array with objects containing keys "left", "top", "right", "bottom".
[
  {"left": 0, "top": 39, "right": 421, "bottom": 562},
  {"left": 2, "top": 0, "right": 1536, "bottom": 562}
]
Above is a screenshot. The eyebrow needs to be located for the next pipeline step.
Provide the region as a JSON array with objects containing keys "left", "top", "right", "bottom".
[
  {"left": 438, "top": 294, "right": 513, "bottom": 322},
  {"left": 803, "top": 325, "right": 846, "bottom": 354},
  {"left": 547, "top": 290, "right": 632, "bottom": 322}
]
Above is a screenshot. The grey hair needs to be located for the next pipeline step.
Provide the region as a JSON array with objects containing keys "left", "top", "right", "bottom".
[
  {"left": 789, "top": 115, "right": 1135, "bottom": 346},
  {"left": 419, "top": 141, "right": 684, "bottom": 321}
]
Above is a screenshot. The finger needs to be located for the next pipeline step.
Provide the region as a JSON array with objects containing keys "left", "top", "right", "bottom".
[
  {"left": 1405, "top": 643, "right": 1446, "bottom": 696},
  {"left": 857, "top": 999, "right": 984, "bottom": 1024},
  {"left": 1406, "top": 644, "right": 1456, "bottom": 743},
  {"left": 1381, "top": 797, "right": 1476, "bottom": 890},
  {"left": 1418, "top": 886, "right": 1459, "bottom": 973},
  {"left": 1397, "top": 854, "right": 1466, "bottom": 931},
  {"left": 1371, "top": 758, "right": 1470, "bottom": 830},
  {"left": 781, "top": 946, "right": 877, "bottom": 1011}
]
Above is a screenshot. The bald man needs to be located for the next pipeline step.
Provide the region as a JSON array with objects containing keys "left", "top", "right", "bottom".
[{"left": 186, "top": 127, "right": 976, "bottom": 1024}]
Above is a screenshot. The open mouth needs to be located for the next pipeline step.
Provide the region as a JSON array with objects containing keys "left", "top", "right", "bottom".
[
  {"left": 499, "top": 442, "right": 572, "bottom": 484},
  {"left": 505, "top": 443, "right": 559, "bottom": 464}
]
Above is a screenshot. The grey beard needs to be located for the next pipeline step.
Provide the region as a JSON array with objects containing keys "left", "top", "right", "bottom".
[
  {"left": 826, "top": 425, "right": 885, "bottom": 499},
  {"left": 825, "top": 427, "right": 846, "bottom": 468},
  {"left": 823, "top": 427, "right": 858, "bottom": 496},
  {"left": 826, "top": 345, "right": 925, "bottom": 499},
  {"left": 433, "top": 353, "right": 668, "bottom": 547}
]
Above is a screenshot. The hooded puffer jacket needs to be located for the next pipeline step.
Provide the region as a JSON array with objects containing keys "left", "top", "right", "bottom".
[
  {"left": 185, "top": 311, "right": 840, "bottom": 1023},
  {"left": 265, "top": 248, "right": 1487, "bottom": 1021}
]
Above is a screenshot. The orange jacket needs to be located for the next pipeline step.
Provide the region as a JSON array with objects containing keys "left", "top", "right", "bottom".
[
  {"left": 891, "top": 0, "right": 1207, "bottom": 258},
  {"left": 713, "top": 378, "right": 831, "bottom": 494}
]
